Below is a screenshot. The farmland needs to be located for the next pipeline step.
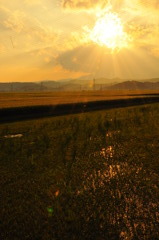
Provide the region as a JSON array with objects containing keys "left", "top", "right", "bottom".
[
  {"left": 0, "top": 90, "right": 159, "bottom": 108},
  {"left": 0, "top": 103, "right": 159, "bottom": 240},
  {"left": 0, "top": 90, "right": 159, "bottom": 123}
]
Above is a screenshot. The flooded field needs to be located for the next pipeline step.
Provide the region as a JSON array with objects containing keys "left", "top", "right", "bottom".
[{"left": 0, "top": 103, "right": 159, "bottom": 240}]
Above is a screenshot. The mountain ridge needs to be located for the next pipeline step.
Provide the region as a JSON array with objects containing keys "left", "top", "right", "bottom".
[{"left": 0, "top": 79, "right": 159, "bottom": 92}]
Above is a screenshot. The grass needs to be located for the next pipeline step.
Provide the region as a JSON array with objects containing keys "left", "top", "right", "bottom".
[
  {"left": 0, "top": 103, "right": 159, "bottom": 240},
  {"left": 0, "top": 90, "right": 159, "bottom": 108}
]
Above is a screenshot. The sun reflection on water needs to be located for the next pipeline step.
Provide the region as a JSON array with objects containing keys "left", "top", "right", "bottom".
[{"left": 100, "top": 146, "right": 114, "bottom": 159}]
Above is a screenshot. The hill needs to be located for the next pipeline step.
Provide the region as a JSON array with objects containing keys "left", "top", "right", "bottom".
[
  {"left": 106, "top": 81, "right": 159, "bottom": 90},
  {"left": 0, "top": 82, "right": 47, "bottom": 92},
  {"left": 0, "top": 79, "right": 159, "bottom": 92}
]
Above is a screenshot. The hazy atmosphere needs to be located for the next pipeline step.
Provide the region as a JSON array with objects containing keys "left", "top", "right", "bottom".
[{"left": 1, "top": 0, "right": 159, "bottom": 82}]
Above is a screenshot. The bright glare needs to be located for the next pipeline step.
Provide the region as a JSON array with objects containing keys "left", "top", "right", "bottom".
[{"left": 90, "top": 12, "right": 130, "bottom": 51}]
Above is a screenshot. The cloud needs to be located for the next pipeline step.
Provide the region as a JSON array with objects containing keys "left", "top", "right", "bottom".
[
  {"left": 61, "top": 0, "right": 159, "bottom": 52},
  {"left": 0, "top": 61, "right": 88, "bottom": 82},
  {"left": 121, "top": 1, "right": 159, "bottom": 20},
  {"left": 112, "top": 0, "right": 159, "bottom": 11},
  {"left": 25, "top": 24, "right": 58, "bottom": 47},
  {"left": 62, "top": 0, "right": 109, "bottom": 9},
  {"left": 24, "top": 0, "right": 42, "bottom": 5},
  {"left": 56, "top": 43, "right": 159, "bottom": 79},
  {"left": 150, "top": 48, "right": 159, "bottom": 58},
  {"left": 61, "top": 0, "right": 138, "bottom": 10},
  {"left": 3, "top": 10, "right": 26, "bottom": 33},
  {"left": 0, "top": 6, "right": 10, "bottom": 30},
  {"left": 138, "top": 0, "right": 159, "bottom": 9},
  {"left": 0, "top": 43, "right": 6, "bottom": 53},
  {"left": 0, "top": 4, "right": 59, "bottom": 52},
  {"left": 57, "top": 44, "right": 102, "bottom": 72},
  {"left": 29, "top": 47, "right": 57, "bottom": 64},
  {"left": 0, "top": 6, "right": 28, "bottom": 33}
]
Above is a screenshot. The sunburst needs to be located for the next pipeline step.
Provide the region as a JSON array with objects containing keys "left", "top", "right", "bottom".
[{"left": 89, "top": 12, "right": 130, "bottom": 51}]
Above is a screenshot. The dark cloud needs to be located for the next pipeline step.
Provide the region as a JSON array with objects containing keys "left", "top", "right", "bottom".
[{"left": 56, "top": 43, "right": 159, "bottom": 78}]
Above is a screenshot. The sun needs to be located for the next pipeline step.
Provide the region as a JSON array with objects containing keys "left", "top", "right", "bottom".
[{"left": 89, "top": 12, "right": 130, "bottom": 51}]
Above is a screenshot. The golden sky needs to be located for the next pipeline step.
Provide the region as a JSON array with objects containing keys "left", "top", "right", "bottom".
[{"left": 0, "top": 0, "right": 159, "bottom": 82}]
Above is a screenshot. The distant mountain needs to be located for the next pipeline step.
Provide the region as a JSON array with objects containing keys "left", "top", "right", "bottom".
[
  {"left": 140, "top": 78, "right": 159, "bottom": 83},
  {"left": 0, "top": 79, "right": 109, "bottom": 92},
  {"left": 41, "top": 81, "right": 60, "bottom": 89},
  {"left": 0, "top": 79, "right": 159, "bottom": 92},
  {"left": 0, "top": 82, "right": 47, "bottom": 92},
  {"left": 106, "top": 81, "right": 159, "bottom": 90}
]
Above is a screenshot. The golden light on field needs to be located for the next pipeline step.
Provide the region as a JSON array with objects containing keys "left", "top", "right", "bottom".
[{"left": 89, "top": 12, "right": 130, "bottom": 51}]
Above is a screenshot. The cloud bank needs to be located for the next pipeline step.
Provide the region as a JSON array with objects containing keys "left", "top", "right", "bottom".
[
  {"left": 62, "top": 0, "right": 109, "bottom": 9},
  {"left": 56, "top": 43, "right": 159, "bottom": 79}
]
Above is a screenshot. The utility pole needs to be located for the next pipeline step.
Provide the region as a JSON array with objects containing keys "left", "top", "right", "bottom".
[
  {"left": 40, "top": 82, "right": 43, "bottom": 91},
  {"left": 93, "top": 78, "right": 95, "bottom": 91},
  {"left": 10, "top": 82, "right": 13, "bottom": 92}
]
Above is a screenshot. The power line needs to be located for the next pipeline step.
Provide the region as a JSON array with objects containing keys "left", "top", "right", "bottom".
[
  {"left": 10, "top": 36, "right": 14, "bottom": 48},
  {"left": 0, "top": 19, "right": 92, "bottom": 54}
]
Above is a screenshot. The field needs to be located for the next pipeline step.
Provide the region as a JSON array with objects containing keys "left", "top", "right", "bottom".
[
  {"left": 0, "top": 103, "right": 159, "bottom": 240},
  {"left": 0, "top": 90, "right": 159, "bottom": 123},
  {"left": 0, "top": 90, "right": 159, "bottom": 108}
]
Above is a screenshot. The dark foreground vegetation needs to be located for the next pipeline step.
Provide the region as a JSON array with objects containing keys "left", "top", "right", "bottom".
[{"left": 0, "top": 104, "right": 159, "bottom": 240}]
